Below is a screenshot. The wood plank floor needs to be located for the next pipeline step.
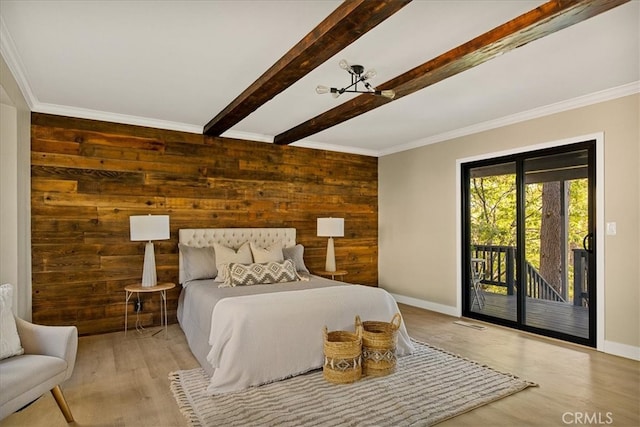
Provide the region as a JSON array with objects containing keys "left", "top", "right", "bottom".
[
  {"left": 2, "top": 304, "right": 638, "bottom": 426},
  {"left": 471, "top": 292, "right": 590, "bottom": 338}
]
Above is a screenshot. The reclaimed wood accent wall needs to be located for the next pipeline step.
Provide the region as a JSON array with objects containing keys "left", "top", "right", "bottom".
[{"left": 31, "top": 113, "right": 378, "bottom": 335}]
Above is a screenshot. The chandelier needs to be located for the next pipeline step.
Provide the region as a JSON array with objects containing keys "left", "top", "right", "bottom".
[{"left": 316, "top": 59, "right": 395, "bottom": 99}]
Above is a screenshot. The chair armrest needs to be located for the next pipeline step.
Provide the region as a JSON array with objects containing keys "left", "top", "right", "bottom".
[{"left": 15, "top": 317, "right": 78, "bottom": 381}]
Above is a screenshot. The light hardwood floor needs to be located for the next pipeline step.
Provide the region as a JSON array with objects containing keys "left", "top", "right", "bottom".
[{"left": 2, "top": 304, "right": 639, "bottom": 426}]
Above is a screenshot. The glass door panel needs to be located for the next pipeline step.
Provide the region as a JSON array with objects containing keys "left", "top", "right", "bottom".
[
  {"left": 467, "top": 162, "right": 517, "bottom": 322},
  {"left": 523, "top": 150, "right": 590, "bottom": 339}
]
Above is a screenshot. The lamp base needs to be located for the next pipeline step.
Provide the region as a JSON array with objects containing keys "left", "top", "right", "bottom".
[
  {"left": 141, "top": 241, "right": 158, "bottom": 287},
  {"left": 325, "top": 237, "right": 337, "bottom": 272}
]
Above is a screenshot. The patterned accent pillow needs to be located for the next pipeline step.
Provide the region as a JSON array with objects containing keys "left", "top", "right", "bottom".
[{"left": 223, "top": 259, "right": 299, "bottom": 287}]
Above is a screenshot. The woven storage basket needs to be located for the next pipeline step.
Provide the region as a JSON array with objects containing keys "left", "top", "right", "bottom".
[
  {"left": 356, "top": 313, "right": 401, "bottom": 377},
  {"left": 322, "top": 325, "right": 362, "bottom": 384}
]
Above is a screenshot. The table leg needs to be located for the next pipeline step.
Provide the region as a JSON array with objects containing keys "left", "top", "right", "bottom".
[
  {"left": 124, "top": 290, "right": 132, "bottom": 336},
  {"left": 161, "top": 289, "right": 168, "bottom": 339}
]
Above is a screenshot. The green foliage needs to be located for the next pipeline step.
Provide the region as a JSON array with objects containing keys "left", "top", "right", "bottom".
[
  {"left": 469, "top": 176, "right": 516, "bottom": 246},
  {"left": 469, "top": 173, "right": 589, "bottom": 300}
]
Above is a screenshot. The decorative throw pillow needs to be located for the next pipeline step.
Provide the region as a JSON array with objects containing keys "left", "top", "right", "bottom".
[
  {"left": 250, "top": 241, "right": 284, "bottom": 263},
  {"left": 0, "top": 283, "right": 24, "bottom": 360},
  {"left": 214, "top": 242, "right": 253, "bottom": 282},
  {"left": 282, "top": 244, "right": 310, "bottom": 273},
  {"left": 223, "top": 259, "right": 299, "bottom": 287},
  {"left": 179, "top": 244, "right": 217, "bottom": 283}
]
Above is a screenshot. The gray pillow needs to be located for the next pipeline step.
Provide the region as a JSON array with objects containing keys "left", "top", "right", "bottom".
[
  {"left": 282, "top": 244, "right": 309, "bottom": 273},
  {"left": 179, "top": 244, "right": 217, "bottom": 283}
]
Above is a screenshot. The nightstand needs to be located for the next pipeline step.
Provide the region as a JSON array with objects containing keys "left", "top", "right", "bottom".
[
  {"left": 124, "top": 282, "right": 175, "bottom": 339},
  {"left": 315, "top": 270, "right": 348, "bottom": 281}
]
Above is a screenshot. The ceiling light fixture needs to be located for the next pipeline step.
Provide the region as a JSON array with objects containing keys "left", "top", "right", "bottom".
[{"left": 316, "top": 59, "right": 395, "bottom": 99}]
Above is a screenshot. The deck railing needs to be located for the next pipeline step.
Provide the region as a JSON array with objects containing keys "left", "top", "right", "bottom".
[
  {"left": 572, "top": 249, "right": 589, "bottom": 307},
  {"left": 525, "top": 262, "right": 565, "bottom": 302},
  {"left": 472, "top": 245, "right": 516, "bottom": 295},
  {"left": 472, "top": 244, "right": 575, "bottom": 305}
]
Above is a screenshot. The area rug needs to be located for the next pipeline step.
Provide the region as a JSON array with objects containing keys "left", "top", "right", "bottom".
[{"left": 169, "top": 340, "right": 537, "bottom": 427}]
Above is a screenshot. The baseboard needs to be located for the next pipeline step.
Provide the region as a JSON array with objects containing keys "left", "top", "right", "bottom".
[
  {"left": 388, "top": 291, "right": 640, "bottom": 362},
  {"left": 603, "top": 340, "right": 640, "bottom": 361},
  {"left": 387, "top": 292, "right": 459, "bottom": 318}
]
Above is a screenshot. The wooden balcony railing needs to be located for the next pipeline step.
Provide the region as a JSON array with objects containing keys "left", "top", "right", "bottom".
[
  {"left": 472, "top": 244, "right": 585, "bottom": 306},
  {"left": 572, "top": 249, "right": 589, "bottom": 307}
]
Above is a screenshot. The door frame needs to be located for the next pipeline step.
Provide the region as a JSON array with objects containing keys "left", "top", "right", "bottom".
[{"left": 455, "top": 132, "right": 604, "bottom": 351}]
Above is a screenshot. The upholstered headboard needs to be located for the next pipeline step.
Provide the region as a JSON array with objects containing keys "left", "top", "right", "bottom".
[{"left": 178, "top": 228, "right": 297, "bottom": 284}]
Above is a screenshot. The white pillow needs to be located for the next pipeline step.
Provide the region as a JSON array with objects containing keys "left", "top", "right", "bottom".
[
  {"left": 250, "top": 241, "right": 284, "bottom": 263},
  {"left": 214, "top": 242, "right": 253, "bottom": 282},
  {"left": 0, "top": 283, "right": 24, "bottom": 360}
]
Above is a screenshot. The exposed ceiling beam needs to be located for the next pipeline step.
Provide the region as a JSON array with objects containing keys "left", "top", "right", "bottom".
[
  {"left": 274, "top": 0, "right": 629, "bottom": 146},
  {"left": 203, "top": 0, "right": 412, "bottom": 136}
]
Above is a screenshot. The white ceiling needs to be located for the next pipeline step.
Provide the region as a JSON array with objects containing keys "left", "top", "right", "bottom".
[{"left": 1, "top": 1, "right": 638, "bottom": 156}]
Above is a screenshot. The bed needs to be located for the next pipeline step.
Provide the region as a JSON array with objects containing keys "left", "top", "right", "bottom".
[{"left": 177, "top": 228, "right": 414, "bottom": 394}]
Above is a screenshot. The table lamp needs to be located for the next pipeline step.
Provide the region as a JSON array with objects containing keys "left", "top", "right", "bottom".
[
  {"left": 317, "top": 217, "right": 344, "bottom": 272},
  {"left": 129, "top": 215, "right": 170, "bottom": 287}
]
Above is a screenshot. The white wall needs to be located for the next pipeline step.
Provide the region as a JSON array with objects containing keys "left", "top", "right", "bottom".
[
  {"left": 1, "top": 98, "right": 19, "bottom": 310},
  {"left": 1, "top": 55, "right": 31, "bottom": 319},
  {"left": 379, "top": 94, "right": 640, "bottom": 360}
]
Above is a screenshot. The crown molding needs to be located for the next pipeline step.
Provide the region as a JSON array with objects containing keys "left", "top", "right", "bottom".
[
  {"left": 222, "top": 130, "right": 380, "bottom": 157},
  {"left": 290, "top": 140, "right": 379, "bottom": 157},
  {"left": 31, "top": 102, "right": 203, "bottom": 134},
  {"left": 220, "top": 130, "right": 274, "bottom": 143},
  {"left": 0, "top": 16, "right": 36, "bottom": 109},
  {"left": 378, "top": 81, "right": 640, "bottom": 157}
]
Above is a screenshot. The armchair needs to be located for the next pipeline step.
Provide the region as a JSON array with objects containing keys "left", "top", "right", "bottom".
[{"left": 0, "top": 317, "right": 78, "bottom": 422}]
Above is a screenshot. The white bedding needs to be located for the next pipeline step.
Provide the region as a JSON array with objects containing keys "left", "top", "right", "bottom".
[
  {"left": 177, "top": 276, "right": 340, "bottom": 375},
  {"left": 176, "top": 227, "right": 414, "bottom": 395},
  {"left": 205, "top": 284, "right": 413, "bottom": 394}
]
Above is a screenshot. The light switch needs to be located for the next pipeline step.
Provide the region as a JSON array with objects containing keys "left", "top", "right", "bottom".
[{"left": 606, "top": 222, "right": 617, "bottom": 235}]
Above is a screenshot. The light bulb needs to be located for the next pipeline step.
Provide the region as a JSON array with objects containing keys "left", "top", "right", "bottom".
[
  {"left": 363, "top": 69, "right": 377, "bottom": 80},
  {"left": 380, "top": 90, "right": 396, "bottom": 99},
  {"left": 316, "top": 85, "right": 330, "bottom": 94},
  {"left": 338, "top": 59, "right": 350, "bottom": 70}
]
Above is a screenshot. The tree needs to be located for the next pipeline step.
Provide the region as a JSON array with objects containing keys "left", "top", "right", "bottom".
[{"left": 539, "top": 182, "right": 563, "bottom": 293}]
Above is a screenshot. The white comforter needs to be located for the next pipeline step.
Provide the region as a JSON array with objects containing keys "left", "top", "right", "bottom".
[{"left": 206, "top": 284, "right": 414, "bottom": 394}]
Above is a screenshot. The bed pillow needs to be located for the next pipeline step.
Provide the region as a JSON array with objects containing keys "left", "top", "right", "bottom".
[
  {"left": 0, "top": 283, "right": 24, "bottom": 360},
  {"left": 179, "top": 244, "right": 217, "bottom": 283},
  {"left": 214, "top": 242, "right": 253, "bottom": 282},
  {"left": 282, "top": 244, "right": 310, "bottom": 273},
  {"left": 223, "top": 259, "right": 299, "bottom": 287},
  {"left": 250, "top": 241, "right": 284, "bottom": 263}
]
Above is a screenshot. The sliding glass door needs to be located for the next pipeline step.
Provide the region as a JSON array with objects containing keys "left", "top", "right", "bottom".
[
  {"left": 466, "top": 161, "right": 517, "bottom": 322},
  {"left": 462, "top": 141, "right": 596, "bottom": 347}
]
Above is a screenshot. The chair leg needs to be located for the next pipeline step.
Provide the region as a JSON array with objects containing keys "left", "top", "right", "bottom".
[{"left": 51, "top": 385, "right": 74, "bottom": 423}]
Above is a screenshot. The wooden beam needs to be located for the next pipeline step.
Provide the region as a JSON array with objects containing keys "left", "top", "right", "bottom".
[
  {"left": 203, "top": 0, "right": 412, "bottom": 136},
  {"left": 274, "top": 0, "right": 629, "bottom": 145}
]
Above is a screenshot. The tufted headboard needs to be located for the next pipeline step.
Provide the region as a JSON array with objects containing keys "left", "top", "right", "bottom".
[{"left": 178, "top": 228, "right": 297, "bottom": 284}]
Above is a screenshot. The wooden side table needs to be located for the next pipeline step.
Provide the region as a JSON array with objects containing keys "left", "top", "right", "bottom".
[
  {"left": 315, "top": 270, "right": 348, "bottom": 281},
  {"left": 124, "top": 282, "right": 175, "bottom": 339}
]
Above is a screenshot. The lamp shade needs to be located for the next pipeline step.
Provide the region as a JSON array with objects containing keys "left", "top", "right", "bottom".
[
  {"left": 317, "top": 218, "right": 344, "bottom": 237},
  {"left": 129, "top": 215, "right": 170, "bottom": 241}
]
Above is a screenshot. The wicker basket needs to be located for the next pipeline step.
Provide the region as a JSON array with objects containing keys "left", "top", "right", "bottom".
[
  {"left": 322, "top": 325, "right": 362, "bottom": 384},
  {"left": 356, "top": 313, "right": 402, "bottom": 377}
]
